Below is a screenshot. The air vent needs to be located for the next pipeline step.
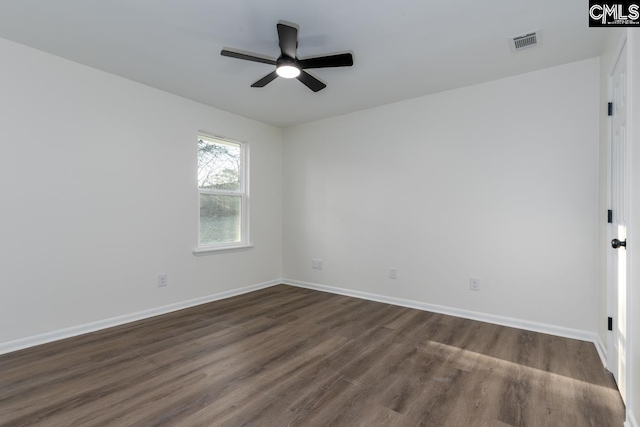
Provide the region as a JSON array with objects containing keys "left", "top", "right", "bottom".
[{"left": 509, "top": 30, "right": 540, "bottom": 52}]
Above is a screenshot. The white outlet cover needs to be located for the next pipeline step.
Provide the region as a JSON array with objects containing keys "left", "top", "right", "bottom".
[
  {"left": 469, "top": 277, "right": 480, "bottom": 291},
  {"left": 158, "top": 274, "right": 168, "bottom": 287},
  {"left": 389, "top": 268, "right": 397, "bottom": 279}
]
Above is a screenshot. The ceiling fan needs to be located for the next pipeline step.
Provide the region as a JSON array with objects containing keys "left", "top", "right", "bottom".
[{"left": 221, "top": 22, "right": 353, "bottom": 92}]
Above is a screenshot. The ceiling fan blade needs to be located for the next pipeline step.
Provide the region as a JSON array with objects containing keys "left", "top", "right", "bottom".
[
  {"left": 251, "top": 71, "right": 279, "bottom": 88},
  {"left": 277, "top": 23, "right": 298, "bottom": 58},
  {"left": 298, "top": 53, "right": 353, "bottom": 69},
  {"left": 296, "top": 71, "right": 326, "bottom": 92},
  {"left": 221, "top": 49, "right": 277, "bottom": 66}
]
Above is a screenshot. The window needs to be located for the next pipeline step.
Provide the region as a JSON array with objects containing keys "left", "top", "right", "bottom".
[{"left": 197, "top": 133, "right": 248, "bottom": 250}]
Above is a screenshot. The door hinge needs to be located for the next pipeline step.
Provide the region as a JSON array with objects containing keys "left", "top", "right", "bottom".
[
  {"left": 608, "top": 317, "right": 613, "bottom": 331},
  {"left": 608, "top": 209, "right": 613, "bottom": 223},
  {"left": 608, "top": 102, "right": 613, "bottom": 116}
]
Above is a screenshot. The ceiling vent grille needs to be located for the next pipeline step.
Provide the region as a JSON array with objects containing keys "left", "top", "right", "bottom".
[{"left": 509, "top": 30, "right": 540, "bottom": 52}]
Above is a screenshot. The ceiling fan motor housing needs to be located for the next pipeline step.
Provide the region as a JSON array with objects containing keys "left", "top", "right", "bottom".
[{"left": 277, "top": 56, "right": 298, "bottom": 68}]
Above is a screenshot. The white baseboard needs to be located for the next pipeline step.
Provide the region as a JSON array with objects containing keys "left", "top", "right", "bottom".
[
  {"left": 0, "top": 279, "right": 281, "bottom": 356},
  {"left": 594, "top": 334, "right": 608, "bottom": 369},
  {"left": 0, "top": 277, "right": 608, "bottom": 370},
  {"left": 283, "top": 278, "right": 599, "bottom": 347},
  {"left": 1, "top": 277, "right": 629, "bottom": 423}
]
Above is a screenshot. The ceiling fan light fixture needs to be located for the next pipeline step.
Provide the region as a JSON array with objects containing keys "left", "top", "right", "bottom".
[{"left": 276, "top": 64, "right": 300, "bottom": 79}]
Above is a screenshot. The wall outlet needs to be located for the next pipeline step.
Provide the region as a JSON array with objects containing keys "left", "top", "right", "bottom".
[
  {"left": 312, "top": 259, "right": 324, "bottom": 270},
  {"left": 389, "top": 268, "right": 397, "bottom": 279},
  {"left": 469, "top": 277, "right": 480, "bottom": 291},
  {"left": 158, "top": 274, "right": 168, "bottom": 287}
]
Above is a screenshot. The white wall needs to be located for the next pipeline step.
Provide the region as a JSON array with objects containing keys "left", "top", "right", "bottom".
[
  {"left": 0, "top": 32, "right": 608, "bottom": 371},
  {"left": 0, "top": 38, "right": 282, "bottom": 344},
  {"left": 283, "top": 58, "right": 600, "bottom": 332}
]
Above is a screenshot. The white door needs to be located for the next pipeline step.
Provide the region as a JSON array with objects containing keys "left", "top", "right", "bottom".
[{"left": 609, "top": 42, "right": 628, "bottom": 403}]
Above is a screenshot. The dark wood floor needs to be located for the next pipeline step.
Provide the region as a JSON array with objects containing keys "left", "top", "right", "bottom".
[{"left": 0, "top": 285, "right": 625, "bottom": 426}]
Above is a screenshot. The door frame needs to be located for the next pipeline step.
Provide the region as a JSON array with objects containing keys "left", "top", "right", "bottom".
[{"left": 606, "top": 35, "right": 631, "bottom": 409}]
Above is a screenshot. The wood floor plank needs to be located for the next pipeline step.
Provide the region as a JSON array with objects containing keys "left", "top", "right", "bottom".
[{"left": 0, "top": 285, "right": 625, "bottom": 427}]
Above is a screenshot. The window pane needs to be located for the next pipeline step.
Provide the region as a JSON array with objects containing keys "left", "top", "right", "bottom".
[
  {"left": 198, "top": 137, "right": 241, "bottom": 191},
  {"left": 199, "top": 194, "right": 241, "bottom": 244}
]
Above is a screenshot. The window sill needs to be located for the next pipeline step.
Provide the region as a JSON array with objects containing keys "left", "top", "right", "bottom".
[{"left": 192, "top": 244, "right": 254, "bottom": 256}]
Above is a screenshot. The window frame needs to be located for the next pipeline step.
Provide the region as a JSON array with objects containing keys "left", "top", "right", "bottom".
[{"left": 195, "top": 132, "right": 250, "bottom": 254}]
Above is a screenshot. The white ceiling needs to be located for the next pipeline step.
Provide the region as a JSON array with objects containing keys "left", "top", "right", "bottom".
[{"left": 0, "top": 0, "right": 607, "bottom": 128}]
